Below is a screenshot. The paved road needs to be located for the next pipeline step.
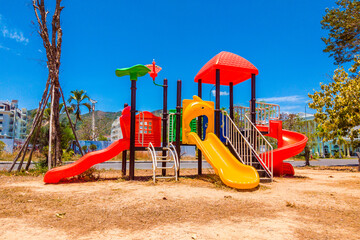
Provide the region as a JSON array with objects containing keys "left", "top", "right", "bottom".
[
  {"left": 1, "top": 158, "right": 358, "bottom": 171},
  {"left": 284, "top": 158, "right": 359, "bottom": 167}
]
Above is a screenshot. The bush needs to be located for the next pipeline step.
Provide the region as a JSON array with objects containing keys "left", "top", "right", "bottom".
[
  {"left": 82, "top": 145, "right": 88, "bottom": 153},
  {"left": 0, "top": 141, "right": 6, "bottom": 158},
  {"left": 34, "top": 159, "right": 48, "bottom": 173},
  {"left": 98, "top": 135, "right": 108, "bottom": 141},
  {"left": 334, "top": 152, "right": 340, "bottom": 158},
  {"left": 62, "top": 150, "right": 75, "bottom": 162},
  {"left": 89, "top": 144, "right": 97, "bottom": 152}
]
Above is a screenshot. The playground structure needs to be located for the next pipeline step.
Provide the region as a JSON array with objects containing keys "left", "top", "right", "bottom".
[{"left": 44, "top": 51, "right": 308, "bottom": 189}]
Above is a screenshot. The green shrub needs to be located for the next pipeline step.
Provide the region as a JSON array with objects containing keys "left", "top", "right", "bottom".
[
  {"left": 34, "top": 159, "right": 48, "bottom": 173},
  {"left": 89, "top": 144, "right": 97, "bottom": 152},
  {"left": 82, "top": 145, "right": 88, "bottom": 153},
  {"left": 98, "top": 135, "right": 108, "bottom": 141},
  {"left": 0, "top": 141, "right": 6, "bottom": 158},
  {"left": 62, "top": 150, "right": 75, "bottom": 162}
]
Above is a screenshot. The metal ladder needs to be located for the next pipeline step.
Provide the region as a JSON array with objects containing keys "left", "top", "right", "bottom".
[
  {"left": 146, "top": 113, "right": 179, "bottom": 183},
  {"left": 147, "top": 142, "right": 179, "bottom": 183}
]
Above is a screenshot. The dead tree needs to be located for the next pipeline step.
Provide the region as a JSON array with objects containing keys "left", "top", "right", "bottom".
[{"left": 8, "top": 0, "right": 83, "bottom": 172}]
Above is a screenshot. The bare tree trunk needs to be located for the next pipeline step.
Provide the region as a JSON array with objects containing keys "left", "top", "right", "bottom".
[
  {"left": 33, "top": 0, "right": 64, "bottom": 169},
  {"left": 8, "top": 83, "right": 52, "bottom": 172},
  {"left": 305, "top": 145, "right": 310, "bottom": 166},
  {"left": 48, "top": 84, "right": 55, "bottom": 169},
  {"left": 25, "top": 125, "right": 41, "bottom": 170}
]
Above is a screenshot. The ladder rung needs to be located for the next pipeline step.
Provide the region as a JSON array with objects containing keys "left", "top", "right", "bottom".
[
  {"left": 156, "top": 159, "right": 172, "bottom": 162},
  {"left": 155, "top": 176, "right": 176, "bottom": 179},
  {"left": 157, "top": 166, "right": 175, "bottom": 169}
]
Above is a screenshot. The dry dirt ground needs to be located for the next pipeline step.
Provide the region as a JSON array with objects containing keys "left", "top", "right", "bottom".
[{"left": 0, "top": 167, "right": 360, "bottom": 240}]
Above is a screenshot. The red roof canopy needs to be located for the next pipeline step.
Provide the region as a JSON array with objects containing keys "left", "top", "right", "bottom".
[{"left": 194, "top": 51, "right": 258, "bottom": 86}]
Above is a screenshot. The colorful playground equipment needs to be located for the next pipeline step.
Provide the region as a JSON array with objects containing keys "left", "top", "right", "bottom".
[{"left": 43, "top": 51, "right": 307, "bottom": 189}]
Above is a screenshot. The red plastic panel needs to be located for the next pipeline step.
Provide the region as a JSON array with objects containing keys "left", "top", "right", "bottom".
[
  {"left": 194, "top": 51, "right": 259, "bottom": 86},
  {"left": 135, "top": 111, "right": 161, "bottom": 147}
]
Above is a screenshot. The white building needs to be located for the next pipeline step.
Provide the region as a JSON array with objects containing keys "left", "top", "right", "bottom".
[
  {"left": 110, "top": 118, "right": 122, "bottom": 141},
  {"left": 0, "top": 100, "right": 27, "bottom": 139}
]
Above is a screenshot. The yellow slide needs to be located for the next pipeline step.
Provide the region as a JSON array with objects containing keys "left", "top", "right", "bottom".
[{"left": 182, "top": 96, "right": 259, "bottom": 189}]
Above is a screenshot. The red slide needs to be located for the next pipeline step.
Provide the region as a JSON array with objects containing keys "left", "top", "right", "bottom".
[
  {"left": 44, "top": 106, "right": 131, "bottom": 184},
  {"left": 257, "top": 121, "right": 308, "bottom": 176}
]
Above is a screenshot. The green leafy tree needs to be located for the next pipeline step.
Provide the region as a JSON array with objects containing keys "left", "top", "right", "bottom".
[
  {"left": 68, "top": 90, "right": 91, "bottom": 130},
  {"left": 98, "top": 135, "right": 108, "bottom": 141},
  {"left": 309, "top": 58, "right": 360, "bottom": 150},
  {"left": 321, "top": 0, "right": 360, "bottom": 65}
]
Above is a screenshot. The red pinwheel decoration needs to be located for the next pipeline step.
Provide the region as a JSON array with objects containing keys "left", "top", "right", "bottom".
[{"left": 145, "top": 60, "right": 162, "bottom": 82}]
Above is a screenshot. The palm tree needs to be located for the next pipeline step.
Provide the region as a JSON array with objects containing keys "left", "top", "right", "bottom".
[{"left": 67, "top": 90, "right": 91, "bottom": 129}]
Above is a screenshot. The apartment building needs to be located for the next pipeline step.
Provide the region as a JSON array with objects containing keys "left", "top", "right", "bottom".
[
  {"left": 0, "top": 100, "right": 27, "bottom": 139},
  {"left": 110, "top": 118, "right": 122, "bottom": 141}
]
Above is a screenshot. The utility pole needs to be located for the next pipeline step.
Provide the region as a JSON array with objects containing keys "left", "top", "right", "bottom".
[{"left": 90, "top": 99, "right": 97, "bottom": 141}]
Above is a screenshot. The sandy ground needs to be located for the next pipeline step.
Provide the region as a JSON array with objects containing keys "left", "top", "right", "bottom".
[{"left": 0, "top": 167, "right": 360, "bottom": 240}]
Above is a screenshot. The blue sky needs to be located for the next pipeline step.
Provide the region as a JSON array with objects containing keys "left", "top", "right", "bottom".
[{"left": 0, "top": 0, "right": 339, "bottom": 114}]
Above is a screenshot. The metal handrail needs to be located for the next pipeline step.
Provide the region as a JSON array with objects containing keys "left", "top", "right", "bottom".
[
  {"left": 243, "top": 114, "right": 273, "bottom": 179},
  {"left": 221, "top": 111, "right": 255, "bottom": 165},
  {"left": 221, "top": 111, "right": 273, "bottom": 180},
  {"left": 137, "top": 111, "right": 145, "bottom": 146}
]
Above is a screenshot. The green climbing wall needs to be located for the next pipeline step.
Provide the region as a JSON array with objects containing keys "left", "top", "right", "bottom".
[{"left": 169, "top": 109, "right": 197, "bottom": 142}]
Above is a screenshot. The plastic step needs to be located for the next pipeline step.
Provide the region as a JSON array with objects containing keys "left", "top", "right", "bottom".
[{"left": 260, "top": 177, "right": 272, "bottom": 183}]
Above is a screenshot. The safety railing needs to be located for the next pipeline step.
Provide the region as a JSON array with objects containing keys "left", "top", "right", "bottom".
[
  {"left": 221, "top": 111, "right": 255, "bottom": 165},
  {"left": 252, "top": 102, "right": 280, "bottom": 125},
  {"left": 147, "top": 142, "right": 179, "bottom": 183},
  {"left": 243, "top": 114, "right": 273, "bottom": 179},
  {"left": 138, "top": 111, "right": 144, "bottom": 146},
  {"left": 234, "top": 102, "right": 280, "bottom": 126}
]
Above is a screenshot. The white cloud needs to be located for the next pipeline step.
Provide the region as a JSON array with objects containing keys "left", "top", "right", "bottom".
[
  {"left": 211, "top": 90, "right": 229, "bottom": 97},
  {"left": 0, "top": 15, "right": 29, "bottom": 44},
  {"left": 258, "top": 95, "right": 303, "bottom": 103},
  {"left": 0, "top": 44, "right": 10, "bottom": 51},
  {"left": 280, "top": 105, "right": 299, "bottom": 111}
]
